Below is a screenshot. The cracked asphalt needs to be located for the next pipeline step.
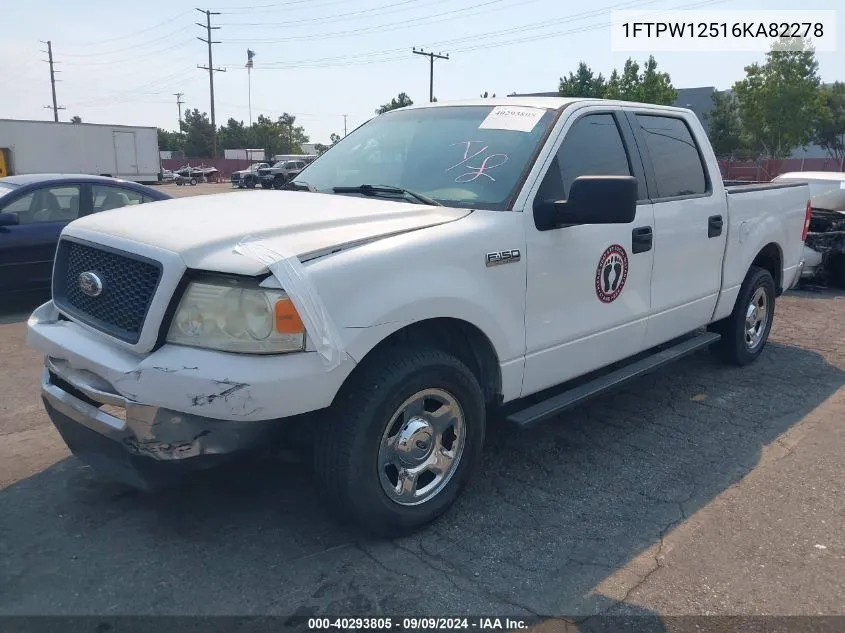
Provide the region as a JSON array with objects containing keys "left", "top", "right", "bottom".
[{"left": 1, "top": 287, "right": 844, "bottom": 621}]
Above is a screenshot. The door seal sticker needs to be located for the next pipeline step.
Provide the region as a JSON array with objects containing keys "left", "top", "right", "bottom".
[{"left": 595, "top": 244, "right": 629, "bottom": 303}]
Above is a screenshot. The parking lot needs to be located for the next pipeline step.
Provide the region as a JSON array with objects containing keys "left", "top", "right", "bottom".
[{"left": 1, "top": 183, "right": 843, "bottom": 620}]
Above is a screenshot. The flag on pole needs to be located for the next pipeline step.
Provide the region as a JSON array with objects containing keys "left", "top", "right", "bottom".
[{"left": 246, "top": 49, "right": 255, "bottom": 69}]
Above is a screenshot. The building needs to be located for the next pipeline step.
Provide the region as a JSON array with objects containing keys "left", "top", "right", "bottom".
[{"left": 512, "top": 88, "right": 831, "bottom": 159}]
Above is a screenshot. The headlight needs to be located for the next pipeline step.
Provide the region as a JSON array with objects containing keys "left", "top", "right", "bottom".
[{"left": 166, "top": 279, "right": 306, "bottom": 354}]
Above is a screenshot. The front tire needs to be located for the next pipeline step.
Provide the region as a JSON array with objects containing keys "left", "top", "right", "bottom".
[
  {"left": 709, "top": 265, "right": 776, "bottom": 366},
  {"left": 273, "top": 174, "right": 287, "bottom": 190},
  {"left": 313, "top": 346, "right": 486, "bottom": 537}
]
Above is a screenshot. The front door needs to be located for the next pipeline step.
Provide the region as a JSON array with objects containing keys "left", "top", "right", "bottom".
[
  {"left": 521, "top": 107, "right": 655, "bottom": 397},
  {"left": 113, "top": 131, "right": 138, "bottom": 177}
]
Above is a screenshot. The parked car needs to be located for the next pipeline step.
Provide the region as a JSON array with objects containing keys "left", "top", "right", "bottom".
[
  {"left": 161, "top": 169, "right": 176, "bottom": 182},
  {"left": 258, "top": 158, "right": 313, "bottom": 189},
  {"left": 26, "top": 98, "right": 810, "bottom": 536},
  {"left": 772, "top": 171, "right": 845, "bottom": 287},
  {"left": 230, "top": 162, "right": 270, "bottom": 188},
  {"left": 0, "top": 174, "right": 170, "bottom": 293}
]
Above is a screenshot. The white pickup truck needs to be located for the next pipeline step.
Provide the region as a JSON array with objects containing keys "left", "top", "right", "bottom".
[{"left": 27, "top": 97, "right": 811, "bottom": 536}]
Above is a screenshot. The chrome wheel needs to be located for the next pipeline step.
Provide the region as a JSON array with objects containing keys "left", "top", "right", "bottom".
[
  {"left": 377, "top": 388, "right": 466, "bottom": 507},
  {"left": 744, "top": 286, "right": 769, "bottom": 350}
]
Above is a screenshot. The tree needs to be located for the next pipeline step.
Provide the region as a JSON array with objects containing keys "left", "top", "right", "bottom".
[
  {"left": 376, "top": 92, "right": 413, "bottom": 114},
  {"left": 181, "top": 108, "right": 215, "bottom": 158},
  {"left": 705, "top": 90, "right": 746, "bottom": 158},
  {"left": 558, "top": 62, "right": 606, "bottom": 98},
  {"left": 733, "top": 37, "right": 826, "bottom": 158},
  {"left": 70, "top": 115, "right": 82, "bottom": 124},
  {"left": 315, "top": 132, "right": 342, "bottom": 156},
  {"left": 217, "top": 118, "right": 250, "bottom": 151},
  {"left": 637, "top": 55, "right": 678, "bottom": 105},
  {"left": 814, "top": 81, "right": 845, "bottom": 160},
  {"left": 157, "top": 128, "right": 184, "bottom": 152},
  {"left": 560, "top": 56, "right": 676, "bottom": 105}
]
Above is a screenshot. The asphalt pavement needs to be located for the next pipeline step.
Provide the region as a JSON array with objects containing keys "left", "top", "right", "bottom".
[{"left": 1, "top": 278, "right": 843, "bottom": 622}]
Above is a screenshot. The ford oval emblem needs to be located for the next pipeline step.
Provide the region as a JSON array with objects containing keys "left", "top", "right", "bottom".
[{"left": 78, "top": 271, "right": 103, "bottom": 297}]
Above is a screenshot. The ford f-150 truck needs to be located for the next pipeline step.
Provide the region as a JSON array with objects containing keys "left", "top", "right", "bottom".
[{"left": 27, "top": 98, "right": 811, "bottom": 536}]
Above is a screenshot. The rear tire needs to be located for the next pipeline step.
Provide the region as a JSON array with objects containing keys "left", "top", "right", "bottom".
[
  {"left": 189, "top": 178, "right": 197, "bottom": 186},
  {"left": 313, "top": 346, "right": 486, "bottom": 537},
  {"left": 273, "top": 175, "right": 287, "bottom": 190},
  {"left": 709, "top": 265, "right": 776, "bottom": 366}
]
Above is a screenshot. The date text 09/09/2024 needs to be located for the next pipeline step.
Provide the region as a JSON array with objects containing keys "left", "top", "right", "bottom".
[
  {"left": 307, "top": 617, "right": 529, "bottom": 630},
  {"left": 621, "top": 21, "right": 824, "bottom": 38}
]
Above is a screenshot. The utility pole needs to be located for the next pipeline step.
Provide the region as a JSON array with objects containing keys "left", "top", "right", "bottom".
[
  {"left": 196, "top": 8, "right": 226, "bottom": 158},
  {"left": 174, "top": 92, "right": 184, "bottom": 132},
  {"left": 343, "top": 114, "right": 348, "bottom": 137},
  {"left": 412, "top": 48, "right": 449, "bottom": 103},
  {"left": 41, "top": 40, "right": 64, "bottom": 122}
]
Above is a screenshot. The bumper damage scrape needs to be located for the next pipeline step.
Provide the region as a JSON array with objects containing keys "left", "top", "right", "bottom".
[{"left": 234, "top": 236, "right": 347, "bottom": 371}]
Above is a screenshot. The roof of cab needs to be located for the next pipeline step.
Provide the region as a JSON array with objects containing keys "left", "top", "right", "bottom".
[{"left": 399, "top": 96, "right": 697, "bottom": 115}]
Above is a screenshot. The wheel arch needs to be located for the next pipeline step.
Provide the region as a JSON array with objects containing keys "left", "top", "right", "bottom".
[
  {"left": 335, "top": 317, "right": 503, "bottom": 408},
  {"left": 751, "top": 242, "right": 783, "bottom": 295}
]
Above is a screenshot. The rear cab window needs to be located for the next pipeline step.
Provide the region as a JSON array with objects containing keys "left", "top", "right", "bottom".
[{"left": 633, "top": 114, "right": 709, "bottom": 199}]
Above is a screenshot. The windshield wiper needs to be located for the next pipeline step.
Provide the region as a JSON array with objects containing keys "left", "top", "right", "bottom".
[{"left": 332, "top": 184, "right": 442, "bottom": 206}]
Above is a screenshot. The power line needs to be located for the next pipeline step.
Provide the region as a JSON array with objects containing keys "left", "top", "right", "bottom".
[
  {"left": 222, "top": 0, "right": 717, "bottom": 70},
  {"left": 219, "top": 0, "right": 439, "bottom": 27},
  {"left": 412, "top": 48, "right": 449, "bottom": 103},
  {"left": 40, "top": 40, "right": 64, "bottom": 122},
  {"left": 60, "top": 10, "right": 194, "bottom": 48},
  {"left": 197, "top": 8, "right": 226, "bottom": 159},
  {"left": 221, "top": 0, "right": 512, "bottom": 43}
]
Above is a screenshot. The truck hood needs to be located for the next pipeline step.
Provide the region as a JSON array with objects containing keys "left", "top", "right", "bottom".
[{"left": 65, "top": 190, "right": 471, "bottom": 275}]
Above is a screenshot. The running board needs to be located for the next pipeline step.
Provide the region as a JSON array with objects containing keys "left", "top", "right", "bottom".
[{"left": 506, "top": 331, "right": 722, "bottom": 430}]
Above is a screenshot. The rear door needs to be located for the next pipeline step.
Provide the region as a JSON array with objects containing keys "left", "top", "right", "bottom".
[
  {"left": 0, "top": 184, "right": 83, "bottom": 290},
  {"left": 113, "top": 131, "right": 139, "bottom": 177},
  {"left": 624, "top": 110, "right": 728, "bottom": 348}
]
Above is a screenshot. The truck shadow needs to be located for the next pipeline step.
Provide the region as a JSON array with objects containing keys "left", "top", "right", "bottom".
[{"left": 1, "top": 340, "right": 843, "bottom": 618}]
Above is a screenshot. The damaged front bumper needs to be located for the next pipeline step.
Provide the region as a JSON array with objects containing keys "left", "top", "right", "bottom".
[
  {"left": 27, "top": 300, "right": 356, "bottom": 490},
  {"left": 41, "top": 357, "right": 280, "bottom": 490}
]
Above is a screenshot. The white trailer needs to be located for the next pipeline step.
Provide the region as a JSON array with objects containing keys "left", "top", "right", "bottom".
[
  {"left": 224, "top": 148, "right": 266, "bottom": 161},
  {"left": 0, "top": 119, "right": 161, "bottom": 183}
]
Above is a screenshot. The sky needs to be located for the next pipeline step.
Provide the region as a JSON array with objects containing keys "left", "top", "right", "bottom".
[{"left": 0, "top": 0, "right": 841, "bottom": 145}]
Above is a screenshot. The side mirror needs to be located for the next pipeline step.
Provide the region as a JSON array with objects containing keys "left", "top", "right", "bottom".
[
  {"left": 0, "top": 212, "right": 19, "bottom": 227},
  {"left": 534, "top": 175, "right": 638, "bottom": 231}
]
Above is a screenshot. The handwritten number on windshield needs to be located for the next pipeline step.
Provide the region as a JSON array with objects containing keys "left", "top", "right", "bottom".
[{"left": 447, "top": 141, "right": 509, "bottom": 182}]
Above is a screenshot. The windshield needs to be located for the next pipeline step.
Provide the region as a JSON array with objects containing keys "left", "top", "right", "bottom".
[
  {"left": 292, "top": 105, "right": 558, "bottom": 210},
  {"left": 0, "top": 182, "right": 18, "bottom": 199}
]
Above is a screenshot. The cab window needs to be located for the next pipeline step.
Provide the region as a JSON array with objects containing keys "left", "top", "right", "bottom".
[
  {"left": 538, "top": 113, "right": 632, "bottom": 201},
  {"left": 92, "top": 185, "right": 150, "bottom": 212},
  {"left": 0, "top": 185, "right": 82, "bottom": 224}
]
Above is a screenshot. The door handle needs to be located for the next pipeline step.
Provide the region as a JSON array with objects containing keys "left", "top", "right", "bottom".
[
  {"left": 631, "top": 226, "right": 653, "bottom": 254},
  {"left": 708, "top": 214, "right": 724, "bottom": 238}
]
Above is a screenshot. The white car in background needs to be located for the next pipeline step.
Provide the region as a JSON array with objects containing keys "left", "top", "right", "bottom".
[{"left": 774, "top": 171, "right": 845, "bottom": 285}]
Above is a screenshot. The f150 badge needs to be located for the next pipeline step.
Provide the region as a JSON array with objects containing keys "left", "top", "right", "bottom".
[{"left": 486, "top": 249, "right": 521, "bottom": 267}]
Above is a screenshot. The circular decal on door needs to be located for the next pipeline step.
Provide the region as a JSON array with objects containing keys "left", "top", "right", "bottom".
[{"left": 595, "top": 244, "right": 629, "bottom": 304}]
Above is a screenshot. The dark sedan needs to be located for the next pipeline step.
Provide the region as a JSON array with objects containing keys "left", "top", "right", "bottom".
[{"left": 0, "top": 174, "right": 171, "bottom": 293}]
